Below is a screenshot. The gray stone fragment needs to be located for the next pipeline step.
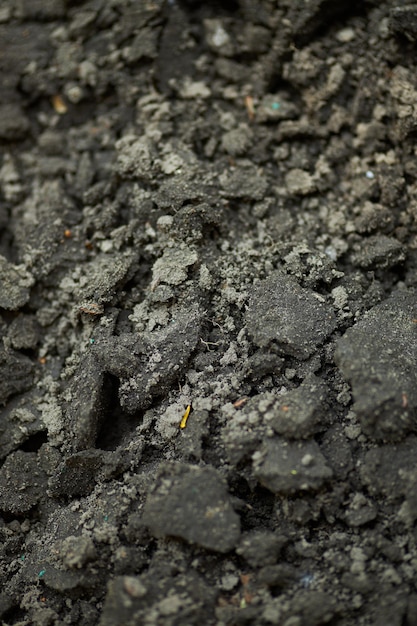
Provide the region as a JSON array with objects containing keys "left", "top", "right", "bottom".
[
  {"left": 0, "top": 348, "right": 33, "bottom": 404},
  {"left": 99, "top": 571, "right": 215, "bottom": 626},
  {"left": 152, "top": 245, "right": 198, "bottom": 286},
  {"left": 125, "top": 27, "right": 159, "bottom": 62},
  {"left": 352, "top": 235, "right": 405, "bottom": 269},
  {"left": 92, "top": 335, "right": 139, "bottom": 379},
  {"left": 59, "top": 535, "right": 97, "bottom": 570},
  {"left": 0, "top": 256, "right": 33, "bottom": 310},
  {"left": 155, "top": 177, "right": 207, "bottom": 210},
  {"left": 118, "top": 304, "right": 202, "bottom": 413},
  {"left": 42, "top": 566, "right": 99, "bottom": 592},
  {"left": 62, "top": 353, "right": 105, "bottom": 450},
  {"left": 8, "top": 315, "right": 40, "bottom": 350},
  {"left": 16, "top": 0, "right": 66, "bottom": 19},
  {"left": 49, "top": 450, "right": 104, "bottom": 497},
  {"left": 253, "top": 437, "right": 333, "bottom": 494},
  {"left": 142, "top": 462, "right": 241, "bottom": 552},
  {"left": 257, "top": 94, "right": 299, "bottom": 122},
  {"left": 79, "top": 251, "right": 135, "bottom": 304},
  {"left": 265, "top": 375, "right": 330, "bottom": 439},
  {"left": 116, "top": 135, "right": 158, "bottom": 181},
  {"left": 220, "top": 167, "right": 268, "bottom": 199},
  {"left": 0, "top": 394, "right": 43, "bottom": 460},
  {"left": 319, "top": 425, "right": 354, "bottom": 480},
  {"left": 221, "top": 124, "right": 253, "bottom": 156},
  {"left": 222, "top": 395, "right": 267, "bottom": 465},
  {"left": 284, "top": 590, "right": 340, "bottom": 626},
  {"left": 0, "top": 104, "right": 29, "bottom": 140},
  {"left": 335, "top": 290, "right": 417, "bottom": 440},
  {"left": 0, "top": 451, "right": 47, "bottom": 514},
  {"left": 236, "top": 531, "right": 285, "bottom": 567},
  {"left": 344, "top": 493, "right": 377, "bottom": 527},
  {"left": 285, "top": 168, "right": 315, "bottom": 195},
  {"left": 258, "top": 564, "right": 299, "bottom": 588},
  {"left": 246, "top": 272, "right": 337, "bottom": 359},
  {"left": 390, "top": 6, "right": 417, "bottom": 40},
  {"left": 359, "top": 437, "right": 417, "bottom": 499}
]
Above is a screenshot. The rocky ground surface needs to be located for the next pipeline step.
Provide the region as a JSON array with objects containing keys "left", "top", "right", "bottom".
[{"left": 1, "top": 1, "right": 417, "bottom": 624}]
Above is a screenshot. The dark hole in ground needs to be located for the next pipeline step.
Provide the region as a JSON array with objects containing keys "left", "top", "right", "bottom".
[
  {"left": 19, "top": 430, "right": 48, "bottom": 453},
  {"left": 95, "top": 374, "right": 141, "bottom": 450}
]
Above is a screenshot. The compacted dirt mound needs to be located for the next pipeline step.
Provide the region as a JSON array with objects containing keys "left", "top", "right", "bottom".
[{"left": 2, "top": 1, "right": 417, "bottom": 624}]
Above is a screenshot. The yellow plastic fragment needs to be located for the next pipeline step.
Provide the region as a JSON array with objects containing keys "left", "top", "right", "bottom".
[
  {"left": 52, "top": 94, "right": 67, "bottom": 114},
  {"left": 179, "top": 405, "right": 191, "bottom": 429}
]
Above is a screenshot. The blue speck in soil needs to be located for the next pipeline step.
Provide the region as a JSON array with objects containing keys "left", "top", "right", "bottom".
[{"left": 300, "top": 573, "right": 314, "bottom": 588}]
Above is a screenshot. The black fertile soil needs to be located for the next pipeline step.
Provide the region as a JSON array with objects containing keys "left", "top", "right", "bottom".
[{"left": 2, "top": 1, "right": 417, "bottom": 625}]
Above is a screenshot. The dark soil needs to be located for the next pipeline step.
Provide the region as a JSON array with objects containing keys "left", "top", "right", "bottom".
[{"left": 1, "top": 1, "right": 417, "bottom": 624}]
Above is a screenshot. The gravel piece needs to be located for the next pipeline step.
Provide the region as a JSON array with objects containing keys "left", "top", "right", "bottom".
[
  {"left": 0, "top": 593, "right": 15, "bottom": 621},
  {"left": 151, "top": 245, "right": 198, "bottom": 286},
  {"left": 62, "top": 353, "right": 106, "bottom": 451},
  {"left": 258, "top": 564, "right": 299, "bottom": 588},
  {"left": 352, "top": 235, "right": 406, "bottom": 269},
  {"left": 335, "top": 290, "right": 417, "bottom": 440},
  {"left": 0, "top": 348, "right": 33, "bottom": 405},
  {"left": 0, "top": 104, "right": 29, "bottom": 140},
  {"left": 0, "top": 394, "right": 44, "bottom": 460},
  {"left": 49, "top": 448, "right": 132, "bottom": 498},
  {"left": 344, "top": 493, "right": 378, "bottom": 527},
  {"left": 43, "top": 566, "right": 100, "bottom": 592},
  {"left": 285, "top": 590, "right": 340, "bottom": 626},
  {"left": 246, "top": 272, "right": 337, "bottom": 359},
  {"left": 124, "top": 27, "right": 159, "bottom": 63},
  {"left": 0, "top": 451, "right": 47, "bottom": 514},
  {"left": 155, "top": 177, "right": 208, "bottom": 210},
  {"left": 253, "top": 437, "right": 333, "bottom": 494},
  {"left": 0, "top": 256, "right": 33, "bottom": 310},
  {"left": 118, "top": 303, "right": 202, "bottom": 413},
  {"left": 220, "top": 167, "right": 268, "bottom": 199},
  {"left": 49, "top": 450, "right": 105, "bottom": 498},
  {"left": 99, "top": 571, "right": 216, "bottom": 626},
  {"left": 236, "top": 531, "right": 285, "bottom": 567},
  {"left": 257, "top": 94, "right": 299, "bottom": 122},
  {"left": 15, "top": 0, "right": 66, "bottom": 20},
  {"left": 116, "top": 135, "right": 159, "bottom": 182},
  {"left": 390, "top": 6, "right": 417, "bottom": 40},
  {"left": 285, "top": 168, "right": 316, "bottom": 195},
  {"left": 77, "top": 251, "right": 135, "bottom": 305},
  {"left": 58, "top": 535, "right": 97, "bottom": 570},
  {"left": 142, "top": 462, "right": 241, "bottom": 553},
  {"left": 265, "top": 374, "right": 330, "bottom": 439},
  {"left": 319, "top": 425, "right": 354, "bottom": 480},
  {"left": 221, "top": 124, "right": 253, "bottom": 156},
  {"left": 7, "top": 314, "right": 40, "bottom": 350},
  {"left": 222, "top": 393, "right": 269, "bottom": 464},
  {"left": 359, "top": 437, "right": 417, "bottom": 500}
]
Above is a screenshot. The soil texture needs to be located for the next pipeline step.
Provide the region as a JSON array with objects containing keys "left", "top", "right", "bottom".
[{"left": 1, "top": 1, "right": 417, "bottom": 625}]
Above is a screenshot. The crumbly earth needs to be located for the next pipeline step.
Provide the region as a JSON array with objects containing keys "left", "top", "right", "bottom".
[{"left": 1, "top": 1, "right": 417, "bottom": 625}]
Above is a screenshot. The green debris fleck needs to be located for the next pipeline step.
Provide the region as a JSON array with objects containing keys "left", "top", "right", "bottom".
[
  {"left": 89, "top": 338, "right": 95, "bottom": 344},
  {"left": 290, "top": 469, "right": 298, "bottom": 475},
  {"left": 271, "top": 102, "right": 280, "bottom": 110},
  {"left": 38, "top": 569, "right": 46, "bottom": 578}
]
